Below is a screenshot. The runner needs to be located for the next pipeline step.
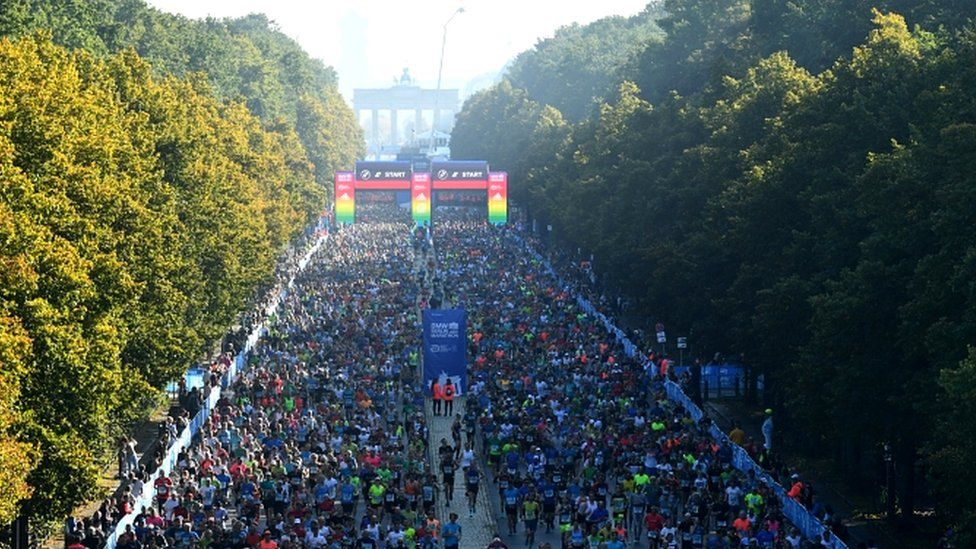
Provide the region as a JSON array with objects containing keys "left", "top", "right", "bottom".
[
  {"left": 522, "top": 494, "right": 540, "bottom": 547},
  {"left": 94, "top": 213, "right": 827, "bottom": 549},
  {"left": 442, "top": 512, "right": 462, "bottom": 549},
  {"left": 441, "top": 445, "right": 457, "bottom": 507},
  {"left": 465, "top": 464, "right": 481, "bottom": 518}
]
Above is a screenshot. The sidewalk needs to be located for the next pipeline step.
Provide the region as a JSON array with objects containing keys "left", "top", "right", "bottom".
[{"left": 43, "top": 401, "right": 170, "bottom": 549}]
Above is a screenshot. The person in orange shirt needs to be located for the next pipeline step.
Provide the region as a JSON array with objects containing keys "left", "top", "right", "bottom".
[
  {"left": 258, "top": 530, "right": 277, "bottom": 549},
  {"left": 732, "top": 511, "right": 751, "bottom": 534},
  {"left": 787, "top": 474, "right": 805, "bottom": 501},
  {"left": 432, "top": 380, "right": 443, "bottom": 416},
  {"left": 425, "top": 514, "right": 441, "bottom": 541},
  {"left": 443, "top": 379, "right": 456, "bottom": 416}
]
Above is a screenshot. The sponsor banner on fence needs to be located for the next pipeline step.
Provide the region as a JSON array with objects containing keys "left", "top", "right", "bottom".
[
  {"left": 488, "top": 171, "right": 508, "bottom": 224},
  {"left": 334, "top": 171, "right": 354, "bottom": 224},
  {"left": 411, "top": 172, "right": 431, "bottom": 225},
  {"left": 422, "top": 308, "right": 467, "bottom": 394}
]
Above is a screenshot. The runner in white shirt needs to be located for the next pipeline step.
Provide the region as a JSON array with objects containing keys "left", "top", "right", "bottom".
[
  {"left": 200, "top": 482, "right": 216, "bottom": 508},
  {"left": 386, "top": 525, "right": 405, "bottom": 546},
  {"left": 364, "top": 521, "right": 380, "bottom": 541},
  {"left": 461, "top": 447, "right": 475, "bottom": 470},
  {"left": 323, "top": 476, "right": 338, "bottom": 500},
  {"left": 304, "top": 524, "right": 329, "bottom": 548},
  {"left": 163, "top": 497, "right": 180, "bottom": 520},
  {"left": 726, "top": 483, "right": 744, "bottom": 510}
]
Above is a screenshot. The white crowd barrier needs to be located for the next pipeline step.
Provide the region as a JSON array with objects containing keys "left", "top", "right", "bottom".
[
  {"left": 512, "top": 230, "right": 847, "bottom": 548},
  {"left": 103, "top": 230, "right": 329, "bottom": 549}
]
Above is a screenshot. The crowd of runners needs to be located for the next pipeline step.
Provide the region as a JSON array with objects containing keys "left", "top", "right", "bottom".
[
  {"left": 71, "top": 206, "right": 844, "bottom": 549},
  {"left": 430, "top": 221, "right": 831, "bottom": 548},
  {"left": 90, "top": 216, "right": 447, "bottom": 549}
]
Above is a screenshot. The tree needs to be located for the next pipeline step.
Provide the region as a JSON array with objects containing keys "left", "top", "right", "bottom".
[
  {"left": 629, "top": 0, "right": 752, "bottom": 103},
  {"left": 507, "top": 7, "right": 664, "bottom": 121},
  {"left": 930, "top": 349, "right": 976, "bottom": 545},
  {"left": 450, "top": 80, "right": 544, "bottom": 185},
  {"left": 453, "top": 0, "right": 976, "bottom": 530},
  {"left": 0, "top": 29, "right": 361, "bottom": 528},
  {"left": 0, "top": 0, "right": 363, "bottom": 189}
]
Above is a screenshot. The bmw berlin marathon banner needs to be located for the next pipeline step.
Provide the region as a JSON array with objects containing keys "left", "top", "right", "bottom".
[{"left": 422, "top": 309, "right": 467, "bottom": 394}]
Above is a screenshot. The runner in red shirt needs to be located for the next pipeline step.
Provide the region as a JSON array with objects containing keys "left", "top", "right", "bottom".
[
  {"left": 154, "top": 474, "right": 173, "bottom": 510},
  {"left": 643, "top": 507, "right": 665, "bottom": 533}
]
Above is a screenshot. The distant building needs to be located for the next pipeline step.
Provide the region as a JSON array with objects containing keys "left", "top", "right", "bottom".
[{"left": 353, "top": 68, "right": 459, "bottom": 159}]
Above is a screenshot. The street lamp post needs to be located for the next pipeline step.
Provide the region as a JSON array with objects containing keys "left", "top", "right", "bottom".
[
  {"left": 884, "top": 442, "right": 896, "bottom": 522},
  {"left": 429, "top": 7, "right": 464, "bottom": 156}
]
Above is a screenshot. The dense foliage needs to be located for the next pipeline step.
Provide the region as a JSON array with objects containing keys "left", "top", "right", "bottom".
[
  {"left": 452, "top": 0, "right": 976, "bottom": 539},
  {"left": 0, "top": 0, "right": 364, "bottom": 192},
  {"left": 506, "top": 6, "right": 664, "bottom": 122},
  {"left": 0, "top": 0, "right": 363, "bottom": 531}
]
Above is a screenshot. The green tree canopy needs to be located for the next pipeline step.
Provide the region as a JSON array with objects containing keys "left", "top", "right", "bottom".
[
  {"left": 0, "top": 22, "right": 360, "bottom": 528},
  {"left": 507, "top": 6, "right": 665, "bottom": 121},
  {"left": 452, "top": 0, "right": 976, "bottom": 535}
]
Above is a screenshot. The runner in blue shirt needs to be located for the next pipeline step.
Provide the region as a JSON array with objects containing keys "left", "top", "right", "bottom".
[
  {"left": 340, "top": 481, "right": 356, "bottom": 515},
  {"left": 465, "top": 466, "right": 481, "bottom": 518},
  {"left": 503, "top": 485, "right": 520, "bottom": 535},
  {"left": 441, "top": 513, "right": 462, "bottom": 549}
]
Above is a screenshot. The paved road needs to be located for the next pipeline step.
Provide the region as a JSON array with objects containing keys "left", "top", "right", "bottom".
[
  {"left": 481, "top": 465, "right": 565, "bottom": 549},
  {"left": 426, "top": 396, "right": 501, "bottom": 548}
]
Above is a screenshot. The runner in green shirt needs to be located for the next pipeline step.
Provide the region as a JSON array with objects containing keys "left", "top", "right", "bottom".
[{"left": 522, "top": 497, "right": 540, "bottom": 546}]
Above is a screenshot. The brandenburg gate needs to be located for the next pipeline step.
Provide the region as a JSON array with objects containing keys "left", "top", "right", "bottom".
[{"left": 353, "top": 69, "right": 459, "bottom": 156}]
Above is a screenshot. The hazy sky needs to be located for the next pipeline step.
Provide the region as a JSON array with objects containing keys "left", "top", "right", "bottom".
[{"left": 146, "top": 0, "right": 650, "bottom": 100}]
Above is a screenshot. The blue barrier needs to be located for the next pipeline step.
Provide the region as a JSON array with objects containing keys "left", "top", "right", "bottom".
[
  {"left": 164, "top": 368, "right": 206, "bottom": 394},
  {"left": 103, "top": 232, "right": 328, "bottom": 549},
  {"left": 672, "top": 364, "right": 753, "bottom": 398},
  {"left": 515, "top": 233, "right": 847, "bottom": 549}
]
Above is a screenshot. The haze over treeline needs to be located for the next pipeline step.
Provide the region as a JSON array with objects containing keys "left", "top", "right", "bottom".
[{"left": 451, "top": 0, "right": 976, "bottom": 540}]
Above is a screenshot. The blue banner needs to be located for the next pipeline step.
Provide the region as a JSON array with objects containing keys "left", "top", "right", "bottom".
[{"left": 423, "top": 308, "right": 467, "bottom": 394}]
